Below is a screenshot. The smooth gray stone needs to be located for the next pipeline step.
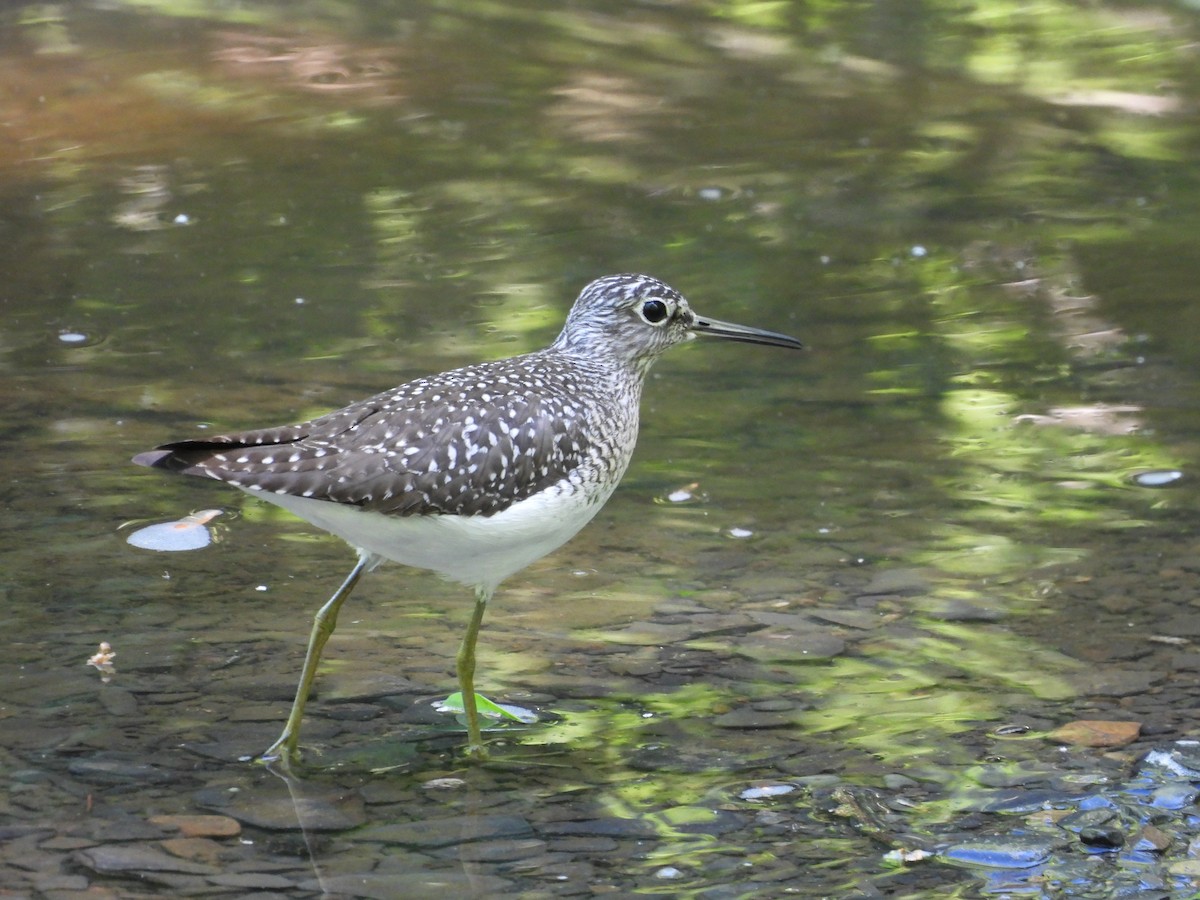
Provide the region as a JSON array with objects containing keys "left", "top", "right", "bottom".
[
  {"left": 74, "top": 843, "right": 217, "bottom": 875},
  {"left": 355, "top": 814, "right": 533, "bottom": 848}
]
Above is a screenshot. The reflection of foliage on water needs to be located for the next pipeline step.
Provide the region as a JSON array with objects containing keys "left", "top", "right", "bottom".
[
  {"left": 893, "top": 246, "right": 1185, "bottom": 558},
  {"left": 17, "top": 1, "right": 1191, "bottom": 665}
]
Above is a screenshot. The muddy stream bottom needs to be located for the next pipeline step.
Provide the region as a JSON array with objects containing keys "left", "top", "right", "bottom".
[{"left": 4, "top": 518, "right": 1200, "bottom": 899}]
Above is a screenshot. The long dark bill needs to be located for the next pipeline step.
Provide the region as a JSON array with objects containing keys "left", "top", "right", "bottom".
[{"left": 691, "top": 314, "right": 804, "bottom": 350}]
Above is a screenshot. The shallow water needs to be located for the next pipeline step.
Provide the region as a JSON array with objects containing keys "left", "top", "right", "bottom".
[{"left": 4, "top": 1, "right": 1200, "bottom": 897}]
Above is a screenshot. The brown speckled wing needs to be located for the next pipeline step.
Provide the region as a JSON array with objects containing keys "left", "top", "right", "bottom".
[{"left": 134, "top": 353, "right": 600, "bottom": 518}]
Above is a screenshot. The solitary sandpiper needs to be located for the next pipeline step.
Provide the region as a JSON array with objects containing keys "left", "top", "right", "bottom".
[{"left": 133, "top": 273, "right": 803, "bottom": 764}]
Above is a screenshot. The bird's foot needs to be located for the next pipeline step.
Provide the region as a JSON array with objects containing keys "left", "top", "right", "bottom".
[{"left": 259, "top": 733, "right": 301, "bottom": 770}]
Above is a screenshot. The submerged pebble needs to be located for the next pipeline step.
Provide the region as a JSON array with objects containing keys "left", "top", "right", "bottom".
[
  {"left": 68, "top": 757, "right": 173, "bottom": 785},
  {"left": 1131, "top": 469, "right": 1184, "bottom": 487},
  {"left": 1148, "top": 782, "right": 1197, "bottom": 810},
  {"left": 193, "top": 786, "right": 366, "bottom": 832},
  {"left": 126, "top": 509, "right": 221, "bottom": 551},
  {"left": 941, "top": 836, "right": 1055, "bottom": 869},
  {"left": 739, "top": 783, "right": 796, "bottom": 801},
  {"left": 1079, "top": 825, "right": 1125, "bottom": 848},
  {"left": 74, "top": 843, "right": 215, "bottom": 876}
]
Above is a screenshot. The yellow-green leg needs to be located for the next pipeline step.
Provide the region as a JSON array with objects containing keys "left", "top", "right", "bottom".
[
  {"left": 260, "top": 554, "right": 371, "bottom": 766},
  {"left": 456, "top": 587, "right": 492, "bottom": 759}
]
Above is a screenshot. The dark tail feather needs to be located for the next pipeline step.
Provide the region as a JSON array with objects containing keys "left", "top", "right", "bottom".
[
  {"left": 132, "top": 449, "right": 177, "bottom": 469},
  {"left": 132, "top": 440, "right": 245, "bottom": 472}
]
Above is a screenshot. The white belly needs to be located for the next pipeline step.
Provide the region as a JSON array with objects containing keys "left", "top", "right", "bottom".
[{"left": 244, "top": 481, "right": 614, "bottom": 593}]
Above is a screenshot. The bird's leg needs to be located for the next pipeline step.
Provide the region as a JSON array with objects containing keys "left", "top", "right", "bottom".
[
  {"left": 456, "top": 586, "right": 492, "bottom": 759},
  {"left": 260, "top": 554, "right": 371, "bottom": 767}
]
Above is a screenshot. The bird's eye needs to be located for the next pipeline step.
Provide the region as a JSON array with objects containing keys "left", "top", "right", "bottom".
[{"left": 641, "top": 299, "right": 669, "bottom": 324}]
